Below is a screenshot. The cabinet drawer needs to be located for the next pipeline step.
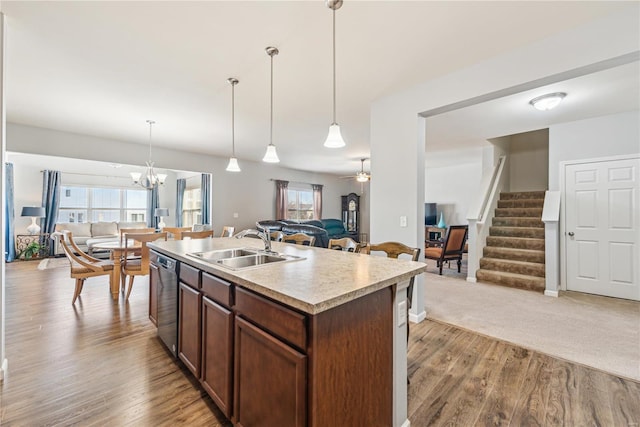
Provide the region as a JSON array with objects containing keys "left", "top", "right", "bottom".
[
  {"left": 234, "top": 287, "right": 307, "bottom": 351},
  {"left": 202, "top": 272, "right": 232, "bottom": 307},
  {"left": 180, "top": 263, "right": 201, "bottom": 288}
]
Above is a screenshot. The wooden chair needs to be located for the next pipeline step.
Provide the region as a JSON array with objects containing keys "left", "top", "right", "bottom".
[
  {"left": 55, "top": 230, "right": 115, "bottom": 304},
  {"left": 121, "top": 232, "right": 168, "bottom": 300},
  {"left": 355, "top": 242, "right": 370, "bottom": 254},
  {"left": 283, "top": 233, "right": 315, "bottom": 246},
  {"left": 161, "top": 226, "right": 191, "bottom": 240},
  {"left": 270, "top": 231, "right": 284, "bottom": 242},
  {"left": 369, "top": 241, "right": 420, "bottom": 307},
  {"left": 424, "top": 225, "right": 468, "bottom": 275},
  {"left": 220, "top": 226, "right": 235, "bottom": 237},
  {"left": 328, "top": 237, "right": 358, "bottom": 252},
  {"left": 119, "top": 227, "right": 155, "bottom": 244},
  {"left": 180, "top": 230, "right": 214, "bottom": 240}
]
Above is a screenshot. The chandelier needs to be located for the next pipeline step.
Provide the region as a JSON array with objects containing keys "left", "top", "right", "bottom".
[{"left": 131, "top": 120, "right": 167, "bottom": 189}]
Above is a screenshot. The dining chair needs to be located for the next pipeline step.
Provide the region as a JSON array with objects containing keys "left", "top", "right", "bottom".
[
  {"left": 119, "top": 227, "right": 155, "bottom": 244},
  {"left": 121, "top": 232, "right": 168, "bottom": 300},
  {"left": 424, "top": 225, "right": 468, "bottom": 275},
  {"left": 369, "top": 241, "right": 421, "bottom": 343},
  {"left": 283, "top": 233, "right": 315, "bottom": 246},
  {"left": 181, "top": 230, "right": 214, "bottom": 240},
  {"left": 55, "top": 230, "right": 115, "bottom": 304},
  {"left": 355, "top": 242, "right": 370, "bottom": 254},
  {"left": 270, "top": 231, "right": 284, "bottom": 242},
  {"left": 328, "top": 237, "right": 358, "bottom": 252},
  {"left": 162, "top": 226, "right": 191, "bottom": 240},
  {"left": 220, "top": 226, "right": 235, "bottom": 237}
]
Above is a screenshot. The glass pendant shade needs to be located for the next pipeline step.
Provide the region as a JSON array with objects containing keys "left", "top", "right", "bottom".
[
  {"left": 130, "top": 172, "right": 142, "bottom": 182},
  {"left": 226, "top": 157, "right": 241, "bottom": 172},
  {"left": 262, "top": 144, "right": 280, "bottom": 163},
  {"left": 323, "top": 123, "right": 346, "bottom": 148},
  {"left": 356, "top": 172, "right": 369, "bottom": 183}
]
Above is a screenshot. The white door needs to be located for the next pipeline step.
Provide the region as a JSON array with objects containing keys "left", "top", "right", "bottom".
[{"left": 565, "top": 156, "right": 639, "bottom": 300}]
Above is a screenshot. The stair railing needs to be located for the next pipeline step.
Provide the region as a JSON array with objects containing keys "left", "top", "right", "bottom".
[
  {"left": 542, "top": 191, "right": 561, "bottom": 297},
  {"left": 466, "top": 155, "right": 507, "bottom": 282}
]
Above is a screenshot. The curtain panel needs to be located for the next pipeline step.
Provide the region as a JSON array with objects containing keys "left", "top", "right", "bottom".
[
  {"left": 201, "top": 174, "right": 211, "bottom": 225},
  {"left": 312, "top": 184, "right": 323, "bottom": 220},
  {"left": 5, "top": 163, "right": 15, "bottom": 262},
  {"left": 275, "top": 180, "right": 289, "bottom": 220},
  {"left": 147, "top": 185, "right": 160, "bottom": 229},
  {"left": 176, "top": 178, "right": 186, "bottom": 227},
  {"left": 42, "top": 170, "right": 61, "bottom": 255}
]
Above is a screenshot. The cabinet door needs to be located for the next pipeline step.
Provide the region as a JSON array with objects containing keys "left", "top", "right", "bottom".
[
  {"left": 201, "top": 297, "right": 234, "bottom": 418},
  {"left": 178, "top": 282, "right": 201, "bottom": 376},
  {"left": 149, "top": 264, "right": 159, "bottom": 326},
  {"left": 234, "top": 317, "right": 306, "bottom": 427}
]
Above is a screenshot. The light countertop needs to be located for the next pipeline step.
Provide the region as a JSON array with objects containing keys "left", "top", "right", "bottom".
[{"left": 149, "top": 237, "right": 426, "bottom": 315}]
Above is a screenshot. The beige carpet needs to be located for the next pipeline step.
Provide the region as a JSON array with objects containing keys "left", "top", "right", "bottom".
[{"left": 423, "top": 272, "right": 640, "bottom": 381}]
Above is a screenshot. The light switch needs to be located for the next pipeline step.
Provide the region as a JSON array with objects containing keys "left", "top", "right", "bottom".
[{"left": 400, "top": 216, "right": 407, "bottom": 227}]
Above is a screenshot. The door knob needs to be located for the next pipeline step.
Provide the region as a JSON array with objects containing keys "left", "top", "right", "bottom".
[{"left": 568, "top": 232, "right": 574, "bottom": 236}]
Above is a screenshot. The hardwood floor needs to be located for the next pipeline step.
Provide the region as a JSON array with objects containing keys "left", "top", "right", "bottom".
[{"left": 1, "top": 260, "right": 639, "bottom": 426}]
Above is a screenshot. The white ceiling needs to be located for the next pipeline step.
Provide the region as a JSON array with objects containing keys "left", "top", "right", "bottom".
[{"left": 2, "top": 1, "right": 636, "bottom": 175}]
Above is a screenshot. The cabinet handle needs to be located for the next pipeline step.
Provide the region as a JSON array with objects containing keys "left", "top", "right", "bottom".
[{"left": 568, "top": 232, "right": 574, "bottom": 237}]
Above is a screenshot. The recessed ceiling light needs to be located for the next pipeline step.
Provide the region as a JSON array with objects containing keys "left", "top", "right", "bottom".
[{"left": 529, "top": 92, "right": 567, "bottom": 111}]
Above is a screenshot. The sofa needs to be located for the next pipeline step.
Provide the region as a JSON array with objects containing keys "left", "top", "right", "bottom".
[
  {"left": 256, "top": 219, "right": 356, "bottom": 248},
  {"left": 53, "top": 221, "right": 148, "bottom": 256}
]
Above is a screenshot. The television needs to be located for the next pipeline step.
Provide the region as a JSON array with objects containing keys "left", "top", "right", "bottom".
[{"left": 425, "top": 203, "right": 437, "bottom": 225}]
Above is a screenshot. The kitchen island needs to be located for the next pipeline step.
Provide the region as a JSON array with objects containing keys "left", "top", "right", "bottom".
[{"left": 148, "top": 237, "right": 426, "bottom": 427}]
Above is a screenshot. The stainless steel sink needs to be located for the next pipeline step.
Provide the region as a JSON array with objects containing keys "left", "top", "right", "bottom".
[{"left": 187, "top": 248, "right": 304, "bottom": 270}]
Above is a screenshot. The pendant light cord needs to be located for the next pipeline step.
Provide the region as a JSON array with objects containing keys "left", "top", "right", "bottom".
[
  {"left": 231, "top": 82, "right": 236, "bottom": 156},
  {"left": 332, "top": 7, "right": 336, "bottom": 124},
  {"left": 270, "top": 52, "right": 274, "bottom": 145},
  {"left": 147, "top": 120, "right": 154, "bottom": 162}
]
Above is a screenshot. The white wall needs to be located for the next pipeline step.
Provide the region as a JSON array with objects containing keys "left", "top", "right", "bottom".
[
  {"left": 549, "top": 110, "right": 640, "bottom": 190},
  {"left": 509, "top": 129, "right": 549, "bottom": 192},
  {"left": 425, "top": 147, "right": 483, "bottom": 226},
  {"left": 7, "top": 123, "right": 353, "bottom": 233}
]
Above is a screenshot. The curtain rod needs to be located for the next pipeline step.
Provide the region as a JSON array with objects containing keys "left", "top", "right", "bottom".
[
  {"left": 41, "top": 170, "right": 131, "bottom": 180},
  {"left": 269, "top": 178, "right": 322, "bottom": 187}
]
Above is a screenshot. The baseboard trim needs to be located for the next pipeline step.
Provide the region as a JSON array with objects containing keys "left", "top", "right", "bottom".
[
  {"left": 409, "top": 310, "right": 426, "bottom": 324},
  {"left": 1, "top": 358, "right": 7, "bottom": 381},
  {"left": 400, "top": 419, "right": 411, "bottom": 427},
  {"left": 544, "top": 290, "right": 559, "bottom": 297},
  {"left": 467, "top": 276, "right": 477, "bottom": 283}
]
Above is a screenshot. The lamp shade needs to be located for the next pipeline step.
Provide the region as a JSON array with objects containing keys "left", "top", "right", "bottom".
[
  {"left": 21, "top": 206, "right": 46, "bottom": 217},
  {"left": 262, "top": 144, "right": 280, "bottom": 163},
  {"left": 154, "top": 208, "right": 169, "bottom": 217}
]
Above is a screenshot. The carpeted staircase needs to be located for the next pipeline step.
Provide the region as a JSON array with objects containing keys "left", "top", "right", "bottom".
[{"left": 476, "top": 191, "right": 546, "bottom": 292}]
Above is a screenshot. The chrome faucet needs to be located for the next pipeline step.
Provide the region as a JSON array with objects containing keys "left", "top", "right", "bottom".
[{"left": 234, "top": 223, "right": 274, "bottom": 253}]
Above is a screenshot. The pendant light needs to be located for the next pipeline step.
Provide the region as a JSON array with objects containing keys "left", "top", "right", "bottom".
[
  {"left": 225, "top": 77, "right": 241, "bottom": 172},
  {"left": 262, "top": 46, "right": 280, "bottom": 163},
  {"left": 131, "top": 120, "right": 167, "bottom": 189},
  {"left": 323, "top": 0, "right": 346, "bottom": 148}
]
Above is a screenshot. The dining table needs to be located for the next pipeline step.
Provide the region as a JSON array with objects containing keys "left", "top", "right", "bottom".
[{"left": 91, "top": 239, "right": 141, "bottom": 299}]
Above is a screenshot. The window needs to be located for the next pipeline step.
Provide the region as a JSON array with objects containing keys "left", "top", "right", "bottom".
[
  {"left": 58, "top": 186, "right": 147, "bottom": 223},
  {"left": 182, "top": 188, "right": 202, "bottom": 227},
  {"left": 287, "top": 188, "right": 314, "bottom": 220}
]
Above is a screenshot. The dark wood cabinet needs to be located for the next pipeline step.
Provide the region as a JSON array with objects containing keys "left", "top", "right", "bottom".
[
  {"left": 234, "top": 316, "right": 307, "bottom": 427},
  {"left": 178, "top": 282, "right": 202, "bottom": 376},
  {"left": 201, "top": 296, "right": 234, "bottom": 418},
  {"left": 341, "top": 192, "right": 360, "bottom": 236},
  {"left": 149, "top": 264, "right": 158, "bottom": 326}
]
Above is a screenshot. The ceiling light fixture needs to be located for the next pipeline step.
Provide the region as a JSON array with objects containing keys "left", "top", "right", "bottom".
[
  {"left": 226, "top": 77, "right": 241, "bottom": 172},
  {"left": 262, "top": 46, "right": 280, "bottom": 163},
  {"left": 356, "top": 158, "right": 370, "bottom": 182},
  {"left": 131, "top": 120, "right": 167, "bottom": 189},
  {"left": 529, "top": 92, "right": 567, "bottom": 111},
  {"left": 323, "top": 0, "right": 346, "bottom": 148}
]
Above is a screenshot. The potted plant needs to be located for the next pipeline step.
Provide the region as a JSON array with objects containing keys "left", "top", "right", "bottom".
[{"left": 19, "top": 241, "right": 43, "bottom": 260}]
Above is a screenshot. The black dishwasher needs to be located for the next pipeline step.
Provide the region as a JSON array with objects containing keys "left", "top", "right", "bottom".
[{"left": 156, "top": 253, "right": 179, "bottom": 357}]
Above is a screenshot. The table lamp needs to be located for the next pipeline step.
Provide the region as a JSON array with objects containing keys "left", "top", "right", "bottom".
[
  {"left": 21, "top": 206, "right": 46, "bottom": 235},
  {"left": 155, "top": 208, "right": 169, "bottom": 229}
]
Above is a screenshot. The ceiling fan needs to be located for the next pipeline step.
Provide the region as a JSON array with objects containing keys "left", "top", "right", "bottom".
[{"left": 341, "top": 158, "right": 371, "bottom": 182}]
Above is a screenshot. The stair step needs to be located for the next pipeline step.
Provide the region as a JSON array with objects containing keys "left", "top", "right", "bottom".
[
  {"left": 495, "top": 207, "right": 543, "bottom": 218},
  {"left": 476, "top": 269, "right": 546, "bottom": 292},
  {"left": 500, "top": 191, "right": 546, "bottom": 200},
  {"left": 480, "top": 257, "right": 545, "bottom": 277},
  {"left": 486, "top": 236, "right": 545, "bottom": 251},
  {"left": 483, "top": 247, "right": 545, "bottom": 264},
  {"left": 489, "top": 226, "right": 545, "bottom": 239},
  {"left": 492, "top": 217, "right": 544, "bottom": 228},
  {"left": 497, "top": 199, "right": 544, "bottom": 209}
]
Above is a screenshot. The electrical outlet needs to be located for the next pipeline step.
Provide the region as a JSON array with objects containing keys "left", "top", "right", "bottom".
[
  {"left": 400, "top": 216, "right": 407, "bottom": 227},
  {"left": 398, "top": 300, "right": 407, "bottom": 326}
]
